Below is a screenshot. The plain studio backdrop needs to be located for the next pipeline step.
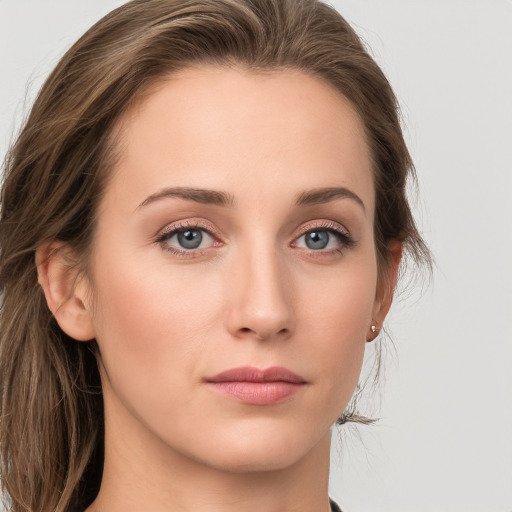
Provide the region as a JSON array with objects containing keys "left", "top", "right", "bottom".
[{"left": 1, "top": 1, "right": 511, "bottom": 511}]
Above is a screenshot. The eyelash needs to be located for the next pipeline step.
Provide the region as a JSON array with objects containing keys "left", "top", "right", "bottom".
[{"left": 154, "top": 220, "right": 355, "bottom": 258}]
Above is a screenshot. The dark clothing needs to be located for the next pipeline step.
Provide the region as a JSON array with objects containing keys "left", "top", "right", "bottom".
[{"left": 330, "top": 498, "right": 343, "bottom": 512}]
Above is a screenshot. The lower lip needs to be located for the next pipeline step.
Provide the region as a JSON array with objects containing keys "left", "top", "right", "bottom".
[{"left": 205, "top": 381, "right": 305, "bottom": 405}]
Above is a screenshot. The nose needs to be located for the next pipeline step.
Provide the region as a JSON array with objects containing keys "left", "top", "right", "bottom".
[{"left": 225, "top": 245, "right": 295, "bottom": 342}]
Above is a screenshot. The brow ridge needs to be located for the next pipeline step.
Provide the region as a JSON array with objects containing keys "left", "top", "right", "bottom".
[
  {"left": 138, "top": 187, "right": 235, "bottom": 208},
  {"left": 138, "top": 185, "right": 365, "bottom": 212},
  {"left": 295, "top": 186, "right": 366, "bottom": 212}
]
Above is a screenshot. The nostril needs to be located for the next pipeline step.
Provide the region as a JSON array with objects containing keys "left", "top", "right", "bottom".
[{"left": 237, "top": 326, "right": 290, "bottom": 340}]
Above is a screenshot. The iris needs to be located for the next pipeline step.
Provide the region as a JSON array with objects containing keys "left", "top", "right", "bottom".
[
  {"left": 178, "top": 229, "right": 203, "bottom": 249},
  {"left": 305, "top": 231, "right": 329, "bottom": 250}
]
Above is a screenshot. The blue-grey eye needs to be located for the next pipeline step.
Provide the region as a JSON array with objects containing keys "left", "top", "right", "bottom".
[
  {"left": 305, "top": 230, "right": 330, "bottom": 250},
  {"left": 177, "top": 229, "right": 203, "bottom": 249},
  {"left": 158, "top": 226, "right": 216, "bottom": 253}
]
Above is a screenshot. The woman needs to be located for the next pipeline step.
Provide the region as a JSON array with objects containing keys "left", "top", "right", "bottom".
[{"left": 0, "top": 0, "right": 430, "bottom": 511}]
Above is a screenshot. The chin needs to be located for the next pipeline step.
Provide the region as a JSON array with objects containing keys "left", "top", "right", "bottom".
[
  {"left": 200, "top": 447, "right": 307, "bottom": 473},
  {"left": 179, "top": 420, "right": 330, "bottom": 473}
]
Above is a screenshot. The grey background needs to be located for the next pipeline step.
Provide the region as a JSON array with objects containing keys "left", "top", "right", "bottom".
[{"left": 1, "top": 1, "right": 511, "bottom": 511}]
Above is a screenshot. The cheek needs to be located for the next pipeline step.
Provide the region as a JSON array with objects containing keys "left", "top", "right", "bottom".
[
  {"left": 297, "top": 257, "right": 377, "bottom": 400},
  {"left": 300, "top": 250, "right": 377, "bottom": 337},
  {"left": 88, "top": 251, "right": 224, "bottom": 407}
]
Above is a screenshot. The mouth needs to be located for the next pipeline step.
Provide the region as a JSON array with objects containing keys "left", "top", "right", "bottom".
[{"left": 203, "top": 366, "right": 307, "bottom": 405}]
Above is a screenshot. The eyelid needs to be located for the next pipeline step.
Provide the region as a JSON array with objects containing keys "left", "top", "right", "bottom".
[
  {"left": 295, "top": 219, "right": 351, "bottom": 238},
  {"left": 155, "top": 218, "right": 222, "bottom": 241}
]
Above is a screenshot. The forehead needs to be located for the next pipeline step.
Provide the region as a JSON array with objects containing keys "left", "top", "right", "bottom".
[{"left": 108, "top": 65, "right": 374, "bottom": 213}]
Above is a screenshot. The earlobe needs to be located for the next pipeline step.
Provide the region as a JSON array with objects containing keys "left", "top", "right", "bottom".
[
  {"left": 368, "top": 240, "right": 403, "bottom": 342},
  {"left": 36, "top": 241, "right": 96, "bottom": 342}
]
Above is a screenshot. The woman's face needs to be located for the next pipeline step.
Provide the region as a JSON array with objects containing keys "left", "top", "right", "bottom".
[{"left": 84, "top": 66, "right": 387, "bottom": 472}]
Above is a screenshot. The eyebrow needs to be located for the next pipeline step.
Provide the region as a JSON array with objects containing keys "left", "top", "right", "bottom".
[
  {"left": 137, "top": 185, "right": 365, "bottom": 212},
  {"left": 296, "top": 187, "right": 366, "bottom": 212},
  {"left": 137, "top": 187, "right": 235, "bottom": 209}
]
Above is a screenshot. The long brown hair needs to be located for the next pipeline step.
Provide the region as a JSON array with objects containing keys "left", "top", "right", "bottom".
[{"left": 0, "top": 0, "right": 431, "bottom": 510}]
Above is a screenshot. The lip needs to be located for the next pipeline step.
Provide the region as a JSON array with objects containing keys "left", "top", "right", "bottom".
[{"left": 204, "top": 366, "right": 307, "bottom": 405}]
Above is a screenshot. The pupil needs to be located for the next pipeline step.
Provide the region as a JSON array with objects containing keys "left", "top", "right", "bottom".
[
  {"left": 178, "top": 229, "right": 202, "bottom": 249},
  {"left": 306, "top": 231, "right": 329, "bottom": 250}
]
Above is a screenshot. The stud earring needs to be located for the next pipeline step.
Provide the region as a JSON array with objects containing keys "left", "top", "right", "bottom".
[{"left": 367, "top": 323, "right": 379, "bottom": 342}]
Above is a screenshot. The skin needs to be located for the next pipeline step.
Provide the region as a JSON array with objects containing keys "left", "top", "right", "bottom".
[{"left": 38, "top": 66, "right": 400, "bottom": 512}]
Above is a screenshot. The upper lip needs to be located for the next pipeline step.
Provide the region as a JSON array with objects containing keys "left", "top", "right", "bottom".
[{"left": 204, "top": 366, "right": 306, "bottom": 383}]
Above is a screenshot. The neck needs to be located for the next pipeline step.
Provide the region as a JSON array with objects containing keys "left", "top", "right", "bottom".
[{"left": 86, "top": 404, "right": 333, "bottom": 512}]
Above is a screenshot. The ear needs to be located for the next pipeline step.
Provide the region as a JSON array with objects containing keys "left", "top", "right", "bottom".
[
  {"left": 368, "top": 240, "right": 403, "bottom": 341},
  {"left": 36, "top": 241, "right": 96, "bottom": 341}
]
